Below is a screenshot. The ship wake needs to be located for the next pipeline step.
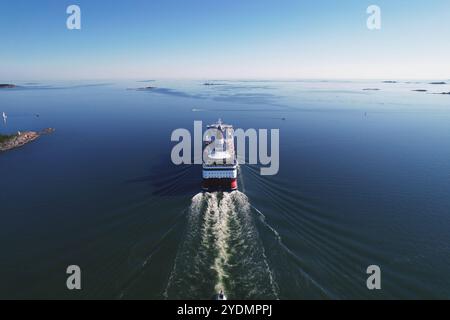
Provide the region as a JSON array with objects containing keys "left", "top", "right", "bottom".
[{"left": 164, "top": 191, "right": 278, "bottom": 299}]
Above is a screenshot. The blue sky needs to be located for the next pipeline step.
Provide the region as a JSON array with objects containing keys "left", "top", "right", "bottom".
[{"left": 1, "top": 0, "right": 450, "bottom": 80}]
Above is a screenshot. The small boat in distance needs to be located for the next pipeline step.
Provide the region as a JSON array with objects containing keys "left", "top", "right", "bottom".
[
  {"left": 202, "top": 119, "right": 238, "bottom": 191},
  {"left": 2, "top": 112, "right": 7, "bottom": 124},
  {"left": 213, "top": 290, "right": 227, "bottom": 300}
]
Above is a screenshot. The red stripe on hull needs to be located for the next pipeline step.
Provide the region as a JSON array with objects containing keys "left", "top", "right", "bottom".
[{"left": 202, "top": 178, "right": 237, "bottom": 191}]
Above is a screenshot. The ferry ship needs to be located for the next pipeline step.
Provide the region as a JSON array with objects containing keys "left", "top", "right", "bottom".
[{"left": 202, "top": 120, "right": 238, "bottom": 191}]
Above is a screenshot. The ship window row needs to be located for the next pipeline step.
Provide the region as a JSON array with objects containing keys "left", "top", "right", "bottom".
[{"left": 203, "top": 172, "right": 237, "bottom": 178}]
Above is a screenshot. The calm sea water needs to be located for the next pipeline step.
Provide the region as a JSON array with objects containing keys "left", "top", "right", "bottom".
[{"left": 0, "top": 80, "right": 449, "bottom": 299}]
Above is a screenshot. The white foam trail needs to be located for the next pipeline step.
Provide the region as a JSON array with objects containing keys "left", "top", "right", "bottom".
[
  {"left": 164, "top": 193, "right": 204, "bottom": 299},
  {"left": 212, "top": 192, "right": 232, "bottom": 292},
  {"left": 199, "top": 193, "right": 218, "bottom": 249},
  {"left": 188, "top": 192, "right": 204, "bottom": 224},
  {"left": 165, "top": 191, "right": 280, "bottom": 299},
  {"left": 231, "top": 192, "right": 279, "bottom": 298}
]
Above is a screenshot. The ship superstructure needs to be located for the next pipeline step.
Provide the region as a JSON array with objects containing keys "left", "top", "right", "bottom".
[{"left": 202, "top": 119, "right": 238, "bottom": 191}]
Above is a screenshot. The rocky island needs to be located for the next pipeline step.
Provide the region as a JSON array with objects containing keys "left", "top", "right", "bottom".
[
  {"left": 203, "top": 82, "right": 224, "bottom": 86},
  {"left": 136, "top": 86, "right": 156, "bottom": 90},
  {"left": 429, "top": 92, "right": 450, "bottom": 95},
  {"left": 0, "top": 128, "right": 55, "bottom": 153},
  {"left": 0, "top": 84, "right": 17, "bottom": 89}
]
